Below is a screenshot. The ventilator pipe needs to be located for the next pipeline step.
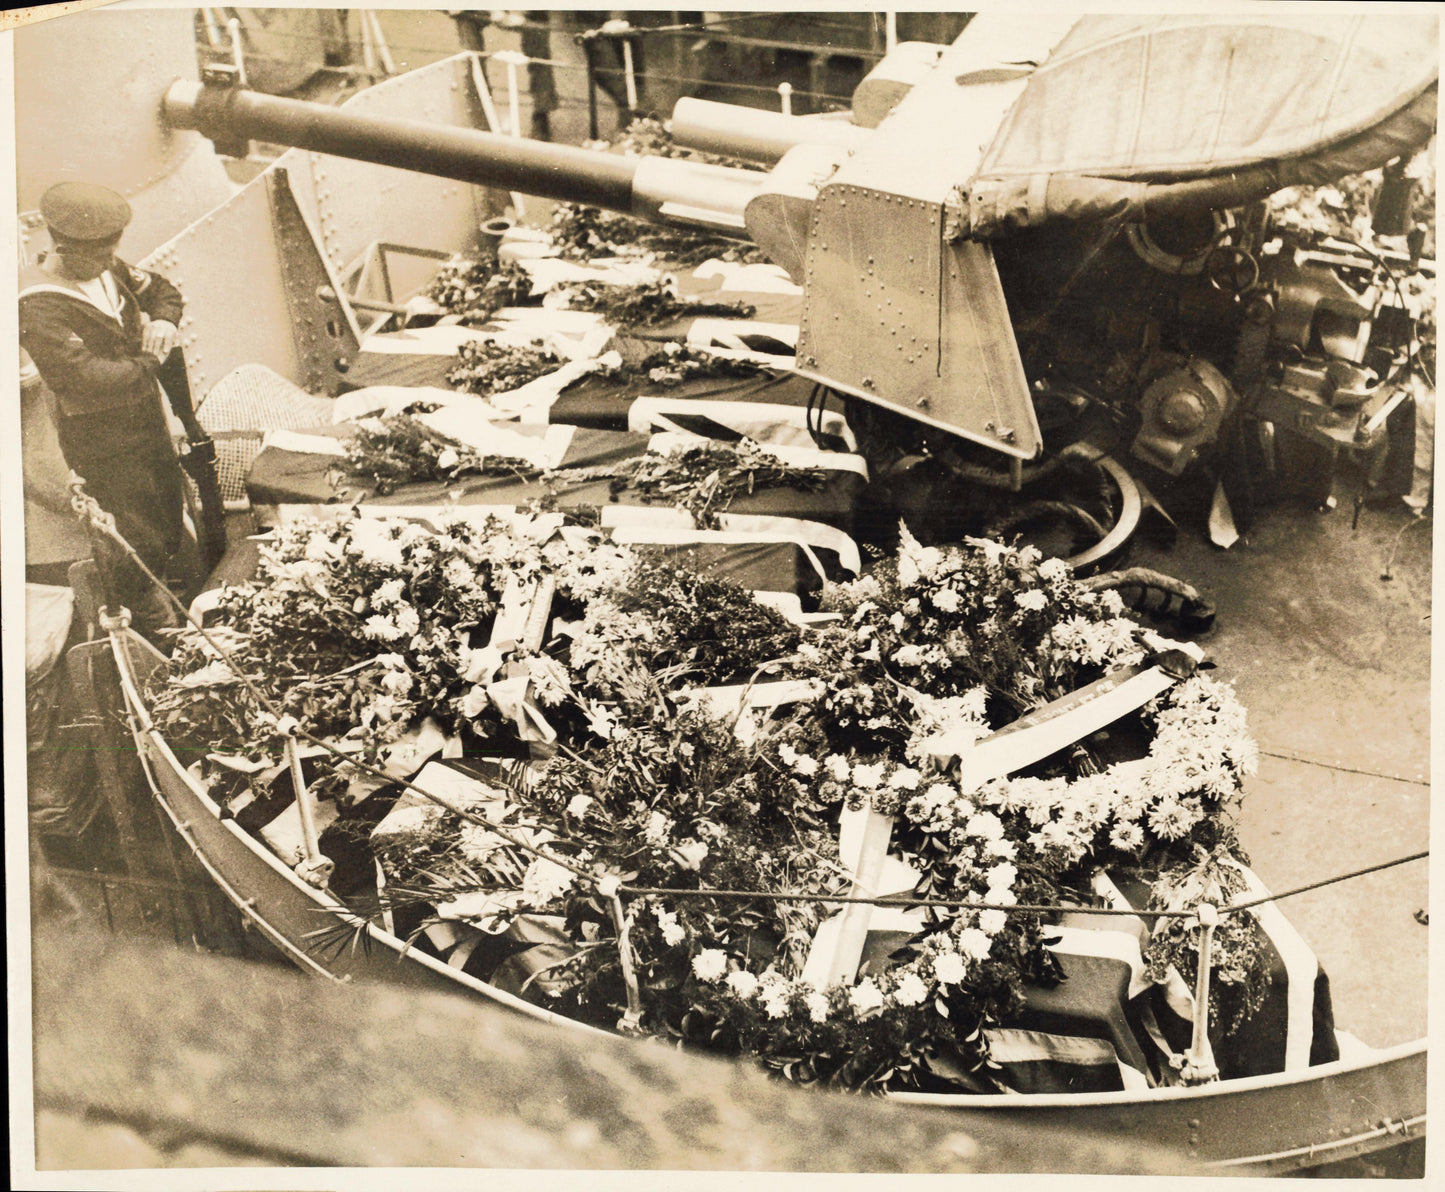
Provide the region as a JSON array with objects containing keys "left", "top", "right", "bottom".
[
  {"left": 670, "top": 96, "right": 874, "bottom": 165},
  {"left": 163, "top": 79, "right": 764, "bottom": 235}
]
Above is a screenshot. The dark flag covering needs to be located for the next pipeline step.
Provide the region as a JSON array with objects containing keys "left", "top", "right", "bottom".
[
  {"left": 855, "top": 865, "right": 1338, "bottom": 1094},
  {"left": 245, "top": 422, "right": 867, "bottom": 539}
]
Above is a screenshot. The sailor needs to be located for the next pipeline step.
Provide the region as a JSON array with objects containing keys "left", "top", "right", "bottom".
[{"left": 19, "top": 181, "right": 190, "bottom": 635}]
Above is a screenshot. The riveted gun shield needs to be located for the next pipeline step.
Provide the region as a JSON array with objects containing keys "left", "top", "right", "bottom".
[{"left": 149, "top": 12, "right": 1441, "bottom": 554}]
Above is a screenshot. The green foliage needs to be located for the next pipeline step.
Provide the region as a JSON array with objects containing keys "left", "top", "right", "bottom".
[
  {"left": 555, "top": 278, "right": 755, "bottom": 329},
  {"left": 426, "top": 258, "right": 535, "bottom": 324},
  {"left": 447, "top": 337, "right": 564, "bottom": 395},
  {"left": 345, "top": 413, "right": 534, "bottom": 487}
]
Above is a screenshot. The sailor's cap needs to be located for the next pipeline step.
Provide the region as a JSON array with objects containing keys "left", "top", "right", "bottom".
[{"left": 40, "top": 181, "right": 132, "bottom": 243}]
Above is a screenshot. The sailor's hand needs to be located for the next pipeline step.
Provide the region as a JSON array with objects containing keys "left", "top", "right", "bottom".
[{"left": 141, "top": 317, "right": 179, "bottom": 363}]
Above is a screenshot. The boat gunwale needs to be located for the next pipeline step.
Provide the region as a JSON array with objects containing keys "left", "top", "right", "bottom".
[
  {"left": 886, "top": 1037, "right": 1426, "bottom": 1109},
  {"left": 139, "top": 716, "right": 614, "bottom": 1038},
  {"left": 123, "top": 635, "right": 1428, "bottom": 1125}
]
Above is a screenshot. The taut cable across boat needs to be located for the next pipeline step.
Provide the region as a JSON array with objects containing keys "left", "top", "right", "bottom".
[{"left": 63, "top": 470, "right": 1428, "bottom": 1173}]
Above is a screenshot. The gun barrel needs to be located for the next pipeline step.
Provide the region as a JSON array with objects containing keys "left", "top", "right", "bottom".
[
  {"left": 670, "top": 97, "right": 873, "bottom": 165},
  {"left": 163, "top": 80, "right": 761, "bottom": 233}
]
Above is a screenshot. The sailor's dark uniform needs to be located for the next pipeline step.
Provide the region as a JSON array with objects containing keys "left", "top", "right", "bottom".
[{"left": 19, "top": 256, "right": 187, "bottom": 622}]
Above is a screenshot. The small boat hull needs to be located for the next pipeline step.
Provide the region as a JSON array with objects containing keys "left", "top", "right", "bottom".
[{"left": 130, "top": 698, "right": 1425, "bottom": 1174}]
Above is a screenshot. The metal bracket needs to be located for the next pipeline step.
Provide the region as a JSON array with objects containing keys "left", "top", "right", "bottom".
[
  {"left": 267, "top": 167, "right": 364, "bottom": 393},
  {"left": 330, "top": 240, "right": 457, "bottom": 332}
]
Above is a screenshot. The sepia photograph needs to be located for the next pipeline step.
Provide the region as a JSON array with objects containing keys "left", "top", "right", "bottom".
[{"left": 6, "top": 2, "right": 1436, "bottom": 1183}]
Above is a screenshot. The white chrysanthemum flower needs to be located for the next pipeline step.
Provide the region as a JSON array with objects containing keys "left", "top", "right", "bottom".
[
  {"left": 793, "top": 754, "right": 819, "bottom": 778},
  {"left": 1148, "top": 797, "right": 1204, "bottom": 840},
  {"left": 986, "top": 861, "right": 1018, "bottom": 890},
  {"left": 849, "top": 978, "right": 886, "bottom": 1015},
  {"left": 892, "top": 644, "right": 928, "bottom": 668},
  {"left": 977, "top": 909, "right": 1009, "bottom": 936},
  {"left": 566, "top": 794, "right": 593, "bottom": 819},
  {"left": 777, "top": 743, "right": 798, "bottom": 766},
  {"left": 921, "top": 782, "right": 955, "bottom": 808},
  {"left": 1039, "top": 557, "right": 1070, "bottom": 584},
  {"left": 957, "top": 927, "right": 994, "bottom": 961},
  {"left": 986, "top": 883, "right": 1019, "bottom": 907},
  {"left": 725, "top": 970, "right": 759, "bottom": 998},
  {"left": 363, "top": 615, "right": 403, "bottom": 642},
  {"left": 691, "top": 949, "right": 728, "bottom": 982},
  {"left": 372, "top": 577, "right": 406, "bottom": 607},
  {"left": 804, "top": 992, "right": 831, "bottom": 1023},
  {"left": 852, "top": 761, "right": 886, "bottom": 789},
  {"left": 932, "top": 950, "right": 968, "bottom": 985},
  {"left": 891, "top": 972, "right": 929, "bottom": 1007},
  {"left": 1015, "top": 588, "right": 1049, "bottom": 613},
  {"left": 965, "top": 811, "right": 1005, "bottom": 841},
  {"left": 986, "top": 836, "right": 1017, "bottom": 860},
  {"left": 521, "top": 856, "right": 576, "bottom": 904},
  {"left": 888, "top": 767, "right": 921, "bottom": 791},
  {"left": 825, "top": 754, "right": 852, "bottom": 782},
  {"left": 1110, "top": 820, "right": 1146, "bottom": 852},
  {"left": 930, "top": 586, "right": 961, "bottom": 613}
]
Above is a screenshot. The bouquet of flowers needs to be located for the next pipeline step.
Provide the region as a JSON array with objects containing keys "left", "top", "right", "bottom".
[
  {"left": 155, "top": 514, "right": 1266, "bottom": 1092},
  {"left": 426, "top": 257, "right": 536, "bottom": 324},
  {"left": 552, "top": 278, "right": 755, "bottom": 329},
  {"left": 590, "top": 338, "right": 766, "bottom": 388},
  {"left": 446, "top": 337, "right": 565, "bottom": 395},
  {"left": 345, "top": 413, "right": 535, "bottom": 489}
]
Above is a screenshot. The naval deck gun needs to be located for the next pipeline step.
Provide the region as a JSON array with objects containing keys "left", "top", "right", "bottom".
[{"left": 158, "top": 12, "right": 1437, "bottom": 525}]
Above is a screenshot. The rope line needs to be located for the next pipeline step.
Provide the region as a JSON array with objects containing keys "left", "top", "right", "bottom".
[
  {"left": 624, "top": 845, "right": 1430, "bottom": 918},
  {"left": 70, "top": 481, "right": 1430, "bottom": 933},
  {"left": 1258, "top": 748, "right": 1429, "bottom": 787},
  {"left": 1224, "top": 850, "right": 1428, "bottom": 913}
]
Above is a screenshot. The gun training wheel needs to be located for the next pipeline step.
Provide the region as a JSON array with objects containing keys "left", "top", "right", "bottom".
[{"left": 1204, "top": 244, "right": 1260, "bottom": 297}]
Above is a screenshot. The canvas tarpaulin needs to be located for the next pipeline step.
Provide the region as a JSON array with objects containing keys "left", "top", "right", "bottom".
[{"left": 964, "top": 13, "right": 1438, "bottom": 237}]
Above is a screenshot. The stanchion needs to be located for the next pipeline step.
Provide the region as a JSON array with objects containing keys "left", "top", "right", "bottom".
[{"left": 1181, "top": 903, "right": 1221, "bottom": 1085}]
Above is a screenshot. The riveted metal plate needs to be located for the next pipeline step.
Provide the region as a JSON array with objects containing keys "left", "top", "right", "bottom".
[
  {"left": 797, "top": 183, "right": 1041, "bottom": 459},
  {"left": 277, "top": 54, "right": 499, "bottom": 300},
  {"left": 137, "top": 166, "right": 362, "bottom": 402},
  {"left": 139, "top": 176, "right": 305, "bottom": 404},
  {"left": 268, "top": 167, "right": 363, "bottom": 393}
]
